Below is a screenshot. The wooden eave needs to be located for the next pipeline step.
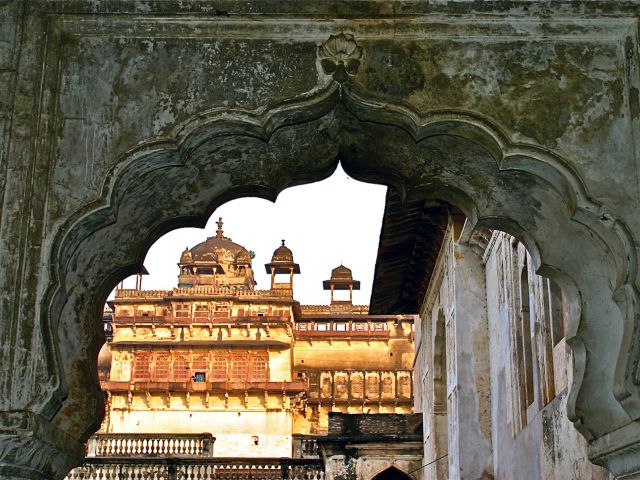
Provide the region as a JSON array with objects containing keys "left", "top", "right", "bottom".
[{"left": 369, "top": 191, "right": 450, "bottom": 315}]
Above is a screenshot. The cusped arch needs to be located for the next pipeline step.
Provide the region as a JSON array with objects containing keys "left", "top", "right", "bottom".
[{"left": 40, "top": 83, "right": 640, "bottom": 477}]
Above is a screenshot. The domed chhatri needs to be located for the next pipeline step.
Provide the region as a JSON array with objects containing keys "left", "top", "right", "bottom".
[
  {"left": 178, "top": 218, "right": 255, "bottom": 289},
  {"left": 323, "top": 264, "right": 361, "bottom": 305},
  {"left": 265, "top": 239, "right": 300, "bottom": 290},
  {"left": 271, "top": 240, "right": 295, "bottom": 264}
]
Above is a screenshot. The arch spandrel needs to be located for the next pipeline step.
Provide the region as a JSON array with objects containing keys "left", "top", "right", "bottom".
[{"left": 23, "top": 30, "right": 640, "bottom": 479}]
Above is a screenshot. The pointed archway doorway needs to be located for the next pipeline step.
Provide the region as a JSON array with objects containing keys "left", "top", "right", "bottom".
[
  {"left": 371, "top": 466, "right": 414, "bottom": 480},
  {"left": 22, "top": 63, "right": 638, "bottom": 480}
]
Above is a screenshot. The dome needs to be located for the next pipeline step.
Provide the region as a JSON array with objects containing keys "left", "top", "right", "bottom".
[
  {"left": 182, "top": 218, "right": 250, "bottom": 265},
  {"left": 235, "top": 250, "right": 251, "bottom": 264},
  {"left": 177, "top": 218, "right": 256, "bottom": 290},
  {"left": 330, "top": 264, "right": 353, "bottom": 280},
  {"left": 97, "top": 342, "right": 112, "bottom": 380},
  {"left": 323, "top": 264, "right": 360, "bottom": 291},
  {"left": 264, "top": 239, "right": 300, "bottom": 274},
  {"left": 271, "top": 240, "right": 294, "bottom": 263},
  {"left": 180, "top": 247, "right": 193, "bottom": 263}
]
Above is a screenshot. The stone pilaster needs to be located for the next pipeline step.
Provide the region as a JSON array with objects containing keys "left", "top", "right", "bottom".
[{"left": 448, "top": 240, "right": 493, "bottom": 479}]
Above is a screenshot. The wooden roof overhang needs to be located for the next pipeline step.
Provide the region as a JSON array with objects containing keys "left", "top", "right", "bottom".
[{"left": 368, "top": 190, "right": 451, "bottom": 315}]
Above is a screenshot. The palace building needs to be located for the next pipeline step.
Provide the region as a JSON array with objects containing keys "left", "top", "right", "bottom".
[{"left": 96, "top": 219, "right": 415, "bottom": 459}]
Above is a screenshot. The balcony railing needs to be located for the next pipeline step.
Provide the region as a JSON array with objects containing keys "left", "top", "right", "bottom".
[
  {"left": 87, "top": 433, "right": 215, "bottom": 457},
  {"left": 66, "top": 457, "right": 324, "bottom": 480}
]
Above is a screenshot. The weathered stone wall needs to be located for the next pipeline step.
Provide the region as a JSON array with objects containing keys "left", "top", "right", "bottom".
[
  {"left": 418, "top": 223, "right": 614, "bottom": 479},
  {"left": 483, "top": 231, "right": 612, "bottom": 480},
  {"left": 1, "top": 2, "right": 640, "bottom": 478},
  {"left": 417, "top": 222, "right": 493, "bottom": 479}
]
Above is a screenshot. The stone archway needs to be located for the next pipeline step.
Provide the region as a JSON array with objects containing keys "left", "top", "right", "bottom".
[
  {"left": 371, "top": 465, "right": 414, "bottom": 480},
  {"left": 2, "top": 13, "right": 639, "bottom": 479},
  {"left": 39, "top": 80, "right": 638, "bottom": 478}
]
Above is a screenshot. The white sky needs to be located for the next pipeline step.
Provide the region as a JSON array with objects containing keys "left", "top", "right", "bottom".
[{"left": 114, "top": 164, "right": 387, "bottom": 305}]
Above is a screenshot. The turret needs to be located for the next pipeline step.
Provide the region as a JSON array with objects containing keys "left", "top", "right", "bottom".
[
  {"left": 264, "top": 240, "right": 300, "bottom": 291},
  {"left": 323, "top": 264, "right": 360, "bottom": 305}
]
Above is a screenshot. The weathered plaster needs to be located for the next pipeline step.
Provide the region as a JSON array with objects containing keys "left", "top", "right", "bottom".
[{"left": 0, "top": 2, "right": 639, "bottom": 478}]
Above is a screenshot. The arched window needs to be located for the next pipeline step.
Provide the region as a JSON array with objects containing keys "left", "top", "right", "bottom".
[{"left": 371, "top": 466, "right": 413, "bottom": 480}]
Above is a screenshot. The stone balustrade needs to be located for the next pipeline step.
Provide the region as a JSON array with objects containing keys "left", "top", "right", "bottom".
[
  {"left": 87, "top": 433, "right": 215, "bottom": 458},
  {"left": 66, "top": 457, "right": 324, "bottom": 480}
]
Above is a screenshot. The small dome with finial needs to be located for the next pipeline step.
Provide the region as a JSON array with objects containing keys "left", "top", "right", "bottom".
[
  {"left": 265, "top": 239, "right": 300, "bottom": 275},
  {"left": 271, "top": 239, "right": 294, "bottom": 264}
]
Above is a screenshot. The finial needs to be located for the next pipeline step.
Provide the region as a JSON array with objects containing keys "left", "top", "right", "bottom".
[
  {"left": 281, "top": 239, "right": 286, "bottom": 246},
  {"left": 216, "top": 217, "right": 224, "bottom": 239}
]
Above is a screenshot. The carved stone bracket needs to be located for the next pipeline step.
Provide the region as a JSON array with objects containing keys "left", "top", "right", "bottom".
[{"left": 318, "top": 33, "right": 363, "bottom": 83}]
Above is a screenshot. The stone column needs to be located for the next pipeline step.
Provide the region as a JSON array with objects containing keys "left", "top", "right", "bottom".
[{"left": 447, "top": 240, "right": 493, "bottom": 479}]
